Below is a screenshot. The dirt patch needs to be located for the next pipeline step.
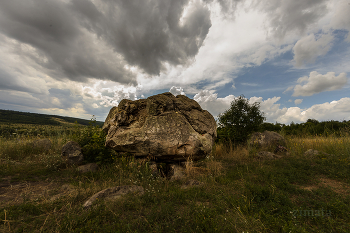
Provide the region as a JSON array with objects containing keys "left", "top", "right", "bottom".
[
  {"left": 296, "top": 176, "right": 350, "bottom": 195},
  {"left": 0, "top": 177, "right": 77, "bottom": 208}
]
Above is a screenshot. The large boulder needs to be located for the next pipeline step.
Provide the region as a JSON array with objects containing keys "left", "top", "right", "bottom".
[{"left": 104, "top": 92, "right": 217, "bottom": 162}]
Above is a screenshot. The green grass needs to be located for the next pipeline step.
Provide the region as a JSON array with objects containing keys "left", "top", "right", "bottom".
[{"left": 0, "top": 128, "right": 349, "bottom": 232}]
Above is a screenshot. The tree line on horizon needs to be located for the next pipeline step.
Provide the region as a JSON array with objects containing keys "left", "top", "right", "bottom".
[{"left": 259, "top": 119, "right": 350, "bottom": 137}]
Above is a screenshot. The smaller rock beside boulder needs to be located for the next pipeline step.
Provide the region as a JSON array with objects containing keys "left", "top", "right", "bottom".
[
  {"left": 148, "top": 162, "right": 159, "bottom": 176},
  {"left": 304, "top": 149, "right": 331, "bottom": 157},
  {"left": 249, "top": 131, "right": 287, "bottom": 151},
  {"left": 168, "top": 164, "right": 186, "bottom": 181},
  {"left": 249, "top": 131, "right": 289, "bottom": 159},
  {"left": 83, "top": 185, "right": 144, "bottom": 209},
  {"left": 77, "top": 163, "right": 99, "bottom": 173},
  {"left": 274, "top": 145, "right": 289, "bottom": 156},
  {"left": 61, "top": 141, "right": 84, "bottom": 165}
]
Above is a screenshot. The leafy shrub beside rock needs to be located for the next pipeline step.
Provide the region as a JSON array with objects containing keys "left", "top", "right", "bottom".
[{"left": 70, "top": 117, "right": 118, "bottom": 164}]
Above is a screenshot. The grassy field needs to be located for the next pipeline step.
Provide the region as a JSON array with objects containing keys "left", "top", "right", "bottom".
[{"left": 0, "top": 125, "right": 349, "bottom": 232}]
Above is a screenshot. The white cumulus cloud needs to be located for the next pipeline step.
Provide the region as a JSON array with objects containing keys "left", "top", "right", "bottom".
[
  {"left": 289, "top": 71, "right": 348, "bottom": 96},
  {"left": 276, "top": 97, "right": 350, "bottom": 124},
  {"left": 294, "top": 99, "right": 303, "bottom": 105},
  {"left": 169, "top": 86, "right": 186, "bottom": 96},
  {"left": 194, "top": 90, "right": 235, "bottom": 117},
  {"left": 293, "top": 33, "right": 334, "bottom": 67}
]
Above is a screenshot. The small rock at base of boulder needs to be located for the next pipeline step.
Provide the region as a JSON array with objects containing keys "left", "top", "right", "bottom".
[
  {"left": 168, "top": 164, "right": 186, "bottom": 180},
  {"left": 30, "top": 139, "right": 52, "bottom": 151},
  {"left": 77, "top": 163, "right": 99, "bottom": 173},
  {"left": 274, "top": 145, "right": 288, "bottom": 155},
  {"left": 148, "top": 162, "right": 159, "bottom": 176},
  {"left": 83, "top": 185, "right": 144, "bottom": 209},
  {"left": 61, "top": 141, "right": 84, "bottom": 165}
]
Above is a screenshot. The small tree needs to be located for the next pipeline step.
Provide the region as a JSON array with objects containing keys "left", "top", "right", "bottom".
[{"left": 217, "top": 95, "right": 265, "bottom": 144}]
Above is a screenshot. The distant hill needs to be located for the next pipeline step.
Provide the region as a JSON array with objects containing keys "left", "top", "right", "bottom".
[{"left": 0, "top": 109, "right": 104, "bottom": 126}]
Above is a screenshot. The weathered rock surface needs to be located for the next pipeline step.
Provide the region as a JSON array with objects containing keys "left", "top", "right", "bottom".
[
  {"left": 104, "top": 92, "right": 217, "bottom": 162},
  {"left": 249, "top": 131, "right": 287, "bottom": 151},
  {"left": 77, "top": 163, "right": 99, "bottom": 173},
  {"left": 102, "top": 106, "right": 118, "bottom": 134},
  {"left": 83, "top": 185, "right": 144, "bottom": 209},
  {"left": 61, "top": 141, "right": 84, "bottom": 165}
]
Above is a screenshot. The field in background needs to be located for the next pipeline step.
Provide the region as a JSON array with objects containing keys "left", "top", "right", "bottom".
[
  {"left": 0, "top": 109, "right": 104, "bottom": 127},
  {"left": 0, "top": 122, "right": 349, "bottom": 232}
]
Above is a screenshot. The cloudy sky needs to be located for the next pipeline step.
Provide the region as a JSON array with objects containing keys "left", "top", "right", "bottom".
[{"left": 0, "top": 0, "right": 349, "bottom": 124}]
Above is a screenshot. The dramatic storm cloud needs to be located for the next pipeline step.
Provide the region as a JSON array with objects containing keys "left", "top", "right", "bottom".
[
  {"left": 0, "top": 0, "right": 211, "bottom": 83},
  {"left": 253, "top": 0, "right": 329, "bottom": 39},
  {"left": 0, "top": 0, "right": 349, "bottom": 124}
]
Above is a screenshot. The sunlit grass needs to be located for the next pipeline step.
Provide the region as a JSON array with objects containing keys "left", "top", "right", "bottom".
[{"left": 287, "top": 135, "right": 350, "bottom": 158}]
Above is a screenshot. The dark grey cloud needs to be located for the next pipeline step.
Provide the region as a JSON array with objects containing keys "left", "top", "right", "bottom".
[
  {"left": 72, "top": 0, "right": 212, "bottom": 75},
  {"left": 0, "top": 0, "right": 135, "bottom": 84},
  {"left": 0, "top": 90, "right": 49, "bottom": 109},
  {"left": 204, "top": 0, "right": 243, "bottom": 17},
  {"left": 0, "top": 69, "right": 44, "bottom": 94},
  {"left": 48, "top": 88, "right": 83, "bottom": 109},
  {"left": 0, "top": 0, "right": 212, "bottom": 83},
  {"left": 253, "top": 0, "right": 329, "bottom": 39}
]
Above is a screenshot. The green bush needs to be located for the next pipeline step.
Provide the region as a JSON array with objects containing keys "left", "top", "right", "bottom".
[
  {"left": 71, "top": 117, "right": 118, "bottom": 164},
  {"left": 217, "top": 95, "right": 265, "bottom": 144}
]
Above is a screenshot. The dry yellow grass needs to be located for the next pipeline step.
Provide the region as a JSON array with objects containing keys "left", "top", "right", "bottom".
[
  {"left": 286, "top": 135, "right": 350, "bottom": 157},
  {"left": 213, "top": 142, "right": 249, "bottom": 162}
]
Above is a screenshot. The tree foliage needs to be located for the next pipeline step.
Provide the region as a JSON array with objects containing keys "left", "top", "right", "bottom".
[
  {"left": 280, "top": 119, "right": 350, "bottom": 137},
  {"left": 217, "top": 95, "right": 265, "bottom": 144}
]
